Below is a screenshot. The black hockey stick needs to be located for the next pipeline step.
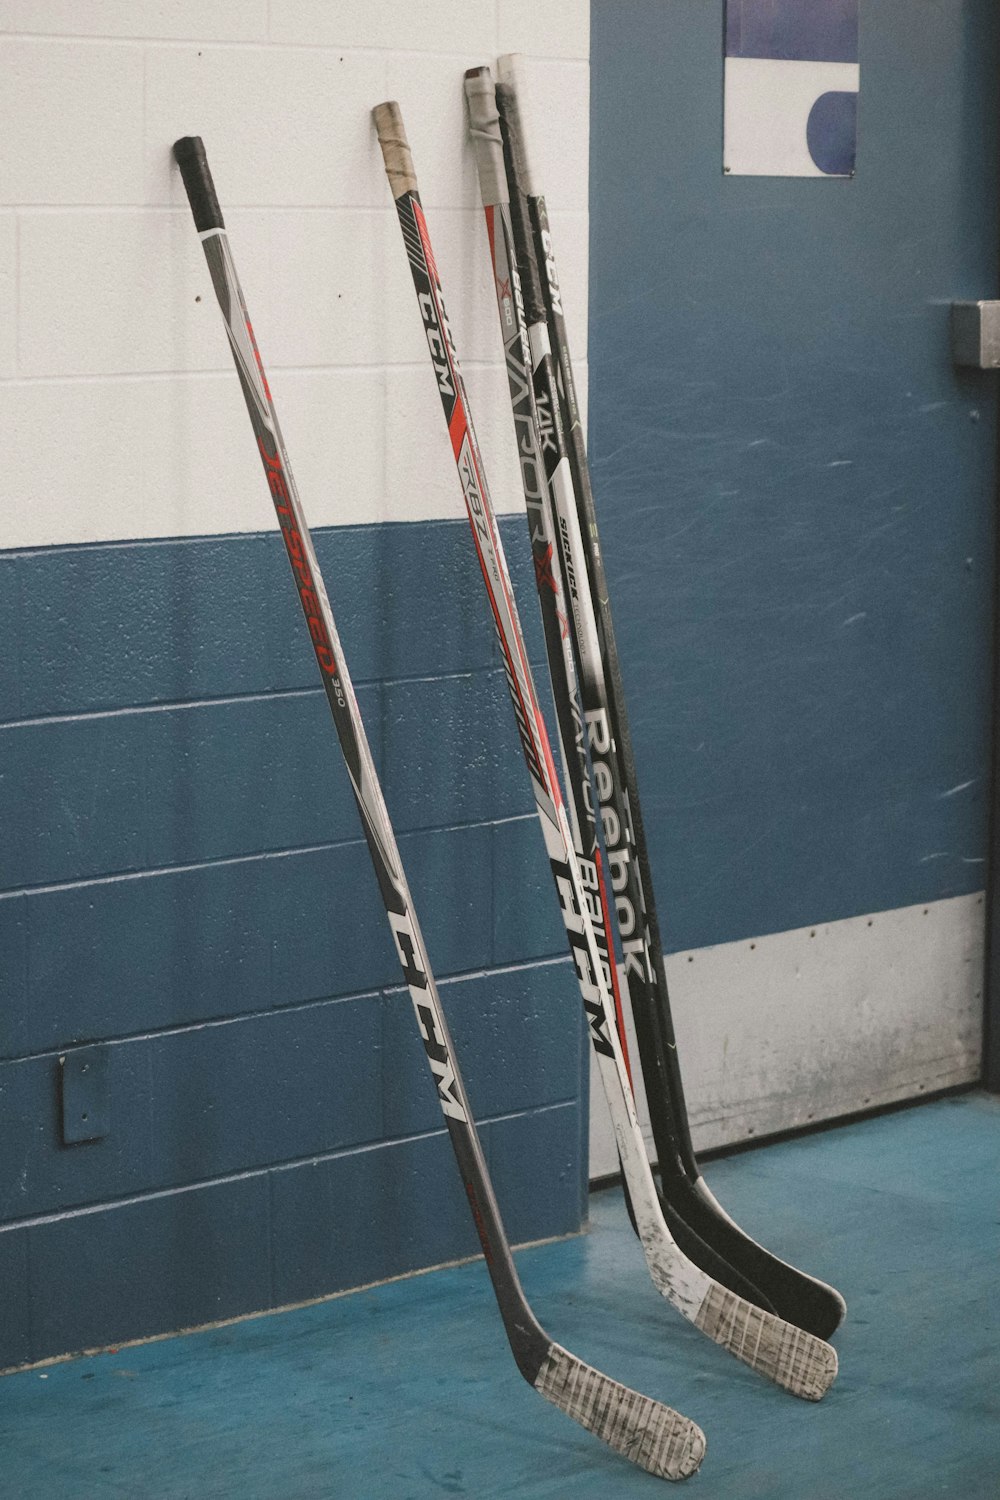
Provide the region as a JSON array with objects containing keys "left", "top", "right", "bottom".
[
  {"left": 374, "top": 103, "right": 836, "bottom": 1404},
  {"left": 463, "top": 66, "right": 771, "bottom": 1315},
  {"left": 172, "top": 134, "right": 705, "bottom": 1483},
  {"left": 493, "top": 58, "right": 846, "bottom": 1340}
]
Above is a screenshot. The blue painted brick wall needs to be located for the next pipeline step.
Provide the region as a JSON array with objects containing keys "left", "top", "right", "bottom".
[{"left": 0, "top": 517, "right": 586, "bottom": 1369}]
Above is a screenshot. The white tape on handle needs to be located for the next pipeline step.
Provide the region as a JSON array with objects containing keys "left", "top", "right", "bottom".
[
  {"left": 372, "top": 101, "right": 416, "bottom": 198},
  {"left": 464, "top": 67, "right": 508, "bottom": 209}
]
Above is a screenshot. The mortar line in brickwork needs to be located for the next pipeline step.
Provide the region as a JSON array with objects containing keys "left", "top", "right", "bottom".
[
  {"left": 0, "top": 1098, "right": 579, "bottom": 1234},
  {"left": 0, "top": 814, "right": 541, "bottom": 900},
  {"left": 0, "top": 663, "right": 510, "bottom": 730},
  {"left": 0, "top": 684, "right": 323, "bottom": 729},
  {"left": 8, "top": 204, "right": 553, "bottom": 217},
  {"left": 1, "top": 950, "right": 571, "bottom": 1066},
  {"left": 0, "top": 989, "right": 381, "bottom": 1063},
  {"left": 0, "top": 358, "right": 511, "bottom": 387},
  {"left": 388, "top": 951, "right": 570, "bottom": 994},
  {"left": 0, "top": 36, "right": 581, "bottom": 62},
  {"left": 0, "top": 839, "right": 348, "bottom": 899},
  {"left": 0, "top": 658, "right": 543, "bottom": 733}
]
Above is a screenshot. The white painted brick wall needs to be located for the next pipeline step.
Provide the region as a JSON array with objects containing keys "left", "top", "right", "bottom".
[
  {"left": 0, "top": 4, "right": 589, "bottom": 548},
  {"left": 0, "top": 212, "right": 15, "bottom": 379}
]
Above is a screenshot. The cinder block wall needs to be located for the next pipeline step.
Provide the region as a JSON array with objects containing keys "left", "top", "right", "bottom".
[{"left": 0, "top": 1, "right": 590, "bottom": 1369}]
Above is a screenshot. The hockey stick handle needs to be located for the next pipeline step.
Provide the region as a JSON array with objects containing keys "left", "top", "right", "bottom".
[
  {"left": 173, "top": 135, "right": 225, "bottom": 233},
  {"left": 464, "top": 67, "right": 508, "bottom": 208},
  {"left": 492, "top": 83, "right": 550, "bottom": 347},
  {"left": 372, "top": 101, "right": 417, "bottom": 198},
  {"left": 496, "top": 56, "right": 536, "bottom": 198}
]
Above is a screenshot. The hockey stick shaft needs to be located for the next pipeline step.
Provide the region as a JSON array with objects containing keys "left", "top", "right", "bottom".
[
  {"left": 375, "top": 104, "right": 836, "bottom": 1403},
  {"left": 487, "top": 67, "right": 746, "bottom": 1224},
  {"left": 494, "top": 60, "right": 846, "bottom": 1339},
  {"left": 372, "top": 106, "right": 632, "bottom": 1114},
  {"left": 172, "top": 129, "right": 541, "bottom": 1369},
  {"left": 174, "top": 134, "right": 704, "bottom": 1483},
  {"left": 464, "top": 69, "right": 774, "bottom": 1308},
  {"left": 371, "top": 103, "right": 661, "bottom": 1236},
  {"left": 493, "top": 63, "right": 695, "bottom": 1172},
  {"left": 463, "top": 70, "right": 633, "bottom": 1088}
]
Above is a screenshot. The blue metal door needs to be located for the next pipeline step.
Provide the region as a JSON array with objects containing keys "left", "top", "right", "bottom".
[{"left": 588, "top": 0, "right": 998, "bottom": 1159}]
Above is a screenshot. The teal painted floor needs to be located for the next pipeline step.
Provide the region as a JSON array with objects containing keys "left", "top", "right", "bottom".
[{"left": 1, "top": 1093, "right": 997, "bottom": 1498}]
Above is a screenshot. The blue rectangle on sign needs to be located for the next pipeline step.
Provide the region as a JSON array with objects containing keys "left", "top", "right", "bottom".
[{"left": 726, "top": 0, "right": 859, "bottom": 63}]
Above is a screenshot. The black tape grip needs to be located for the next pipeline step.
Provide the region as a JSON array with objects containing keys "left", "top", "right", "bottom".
[{"left": 173, "top": 136, "right": 224, "bottom": 233}]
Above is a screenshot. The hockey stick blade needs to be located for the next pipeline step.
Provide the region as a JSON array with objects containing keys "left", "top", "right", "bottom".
[
  {"left": 534, "top": 1344, "right": 705, "bottom": 1480},
  {"left": 693, "top": 1285, "right": 835, "bottom": 1400}
]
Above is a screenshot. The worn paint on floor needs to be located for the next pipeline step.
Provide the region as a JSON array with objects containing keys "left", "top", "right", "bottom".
[{"left": 1, "top": 1093, "right": 997, "bottom": 1498}]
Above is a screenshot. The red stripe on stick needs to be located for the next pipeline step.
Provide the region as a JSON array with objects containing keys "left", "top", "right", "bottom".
[
  {"left": 413, "top": 199, "right": 441, "bottom": 284},
  {"left": 412, "top": 200, "right": 563, "bottom": 813},
  {"left": 485, "top": 204, "right": 497, "bottom": 271},
  {"left": 448, "top": 400, "right": 465, "bottom": 457}
]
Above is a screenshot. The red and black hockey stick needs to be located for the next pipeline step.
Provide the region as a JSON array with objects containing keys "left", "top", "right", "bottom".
[{"left": 172, "top": 133, "right": 705, "bottom": 1483}]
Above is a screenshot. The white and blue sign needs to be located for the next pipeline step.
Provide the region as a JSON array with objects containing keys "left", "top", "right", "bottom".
[{"left": 724, "top": 0, "right": 859, "bottom": 177}]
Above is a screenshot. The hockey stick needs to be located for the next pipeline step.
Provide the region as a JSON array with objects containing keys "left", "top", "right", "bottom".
[
  {"left": 493, "top": 56, "right": 847, "bottom": 1340},
  {"left": 172, "top": 134, "right": 704, "bottom": 1483},
  {"left": 463, "top": 67, "right": 770, "bottom": 1315},
  {"left": 374, "top": 102, "right": 836, "bottom": 1402}
]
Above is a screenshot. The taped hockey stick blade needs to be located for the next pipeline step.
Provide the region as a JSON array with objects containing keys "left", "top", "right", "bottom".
[
  {"left": 533, "top": 1344, "right": 706, "bottom": 1481},
  {"left": 693, "top": 1284, "right": 838, "bottom": 1400}
]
